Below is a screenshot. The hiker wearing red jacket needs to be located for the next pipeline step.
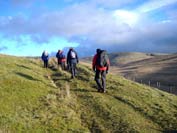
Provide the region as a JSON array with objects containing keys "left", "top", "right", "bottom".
[
  {"left": 56, "top": 50, "right": 66, "bottom": 70},
  {"left": 92, "top": 49, "right": 110, "bottom": 93}
]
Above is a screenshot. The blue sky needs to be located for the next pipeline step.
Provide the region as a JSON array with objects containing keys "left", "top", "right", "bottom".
[{"left": 0, "top": 0, "right": 177, "bottom": 56}]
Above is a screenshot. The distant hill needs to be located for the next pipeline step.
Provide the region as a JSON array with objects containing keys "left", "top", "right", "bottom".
[
  {"left": 109, "top": 52, "right": 177, "bottom": 94},
  {"left": 80, "top": 52, "right": 157, "bottom": 65},
  {"left": 0, "top": 54, "right": 177, "bottom": 132},
  {"left": 109, "top": 52, "right": 155, "bottom": 65}
]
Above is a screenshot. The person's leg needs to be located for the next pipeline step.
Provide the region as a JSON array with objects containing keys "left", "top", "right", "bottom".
[
  {"left": 73, "top": 63, "right": 77, "bottom": 76},
  {"left": 70, "top": 63, "right": 75, "bottom": 78},
  {"left": 61, "top": 62, "right": 65, "bottom": 70},
  {"left": 44, "top": 60, "right": 47, "bottom": 68},
  {"left": 43, "top": 61, "right": 45, "bottom": 68},
  {"left": 67, "top": 63, "right": 70, "bottom": 71},
  {"left": 63, "top": 62, "right": 66, "bottom": 70},
  {"left": 95, "top": 70, "right": 102, "bottom": 91},
  {"left": 101, "top": 71, "right": 106, "bottom": 92},
  {"left": 46, "top": 60, "right": 48, "bottom": 68},
  {"left": 58, "top": 59, "right": 60, "bottom": 66},
  {"left": 60, "top": 62, "right": 63, "bottom": 70}
]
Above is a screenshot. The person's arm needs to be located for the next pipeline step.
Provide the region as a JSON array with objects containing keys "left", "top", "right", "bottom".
[
  {"left": 41, "top": 53, "right": 44, "bottom": 61},
  {"left": 67, "top": 51, "right": 70, "bottom": 64},
  {"left": 75, "top": 51, "right": 79, "bottom": 63},
  {"left": 92, "top": 55, "right": 97, "bottom": 71},
  {"left": 47, "top": 54, "right": 49, "bottom": 60},
  {"left": 106, "top": 58, "right": 110, "bottom": 73}
]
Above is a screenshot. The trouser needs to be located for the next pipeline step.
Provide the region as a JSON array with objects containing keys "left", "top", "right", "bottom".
[
  {"left": 95, "top": 69, "right": 106, "bottom": 91},
  {"left": 43, "top": 60, "right": 48, "bottom": 68},
  {"left": 58, "top": 61, "right": 66, "bottom": 70},
  {"left": 70, "top": 63, "right": 77, "bottom": 78}
]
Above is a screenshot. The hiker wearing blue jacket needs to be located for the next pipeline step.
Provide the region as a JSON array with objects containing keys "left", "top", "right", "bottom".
[
  {"left": 41, "top": 50, "right": 49, "bottom": 68},
  {"left": 56, "top": 50, "right": 66, "bottom": 70}
]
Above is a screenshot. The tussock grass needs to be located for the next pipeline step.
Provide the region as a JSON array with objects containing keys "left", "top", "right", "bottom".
[{"left": 0, "top": 55, "right": 177, "bottom": 132}]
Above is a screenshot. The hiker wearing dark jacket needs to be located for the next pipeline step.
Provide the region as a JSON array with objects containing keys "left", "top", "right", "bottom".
[
  {"left": 41, "top": 50, "right": 49, "bottom": 68},
  {"left": 67, "top": 48, "right": 79, "bottom": 78},
  {"left": 92, "top": 49, "right": 110, "bottom": 93},
  {"left": 56, "top": 50, "right": 66, "bottom": 70}
]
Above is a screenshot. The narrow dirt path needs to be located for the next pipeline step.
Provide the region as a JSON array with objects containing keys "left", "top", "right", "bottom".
[{"left": 48, "top": 64, "right": 162, "bottom": 132}]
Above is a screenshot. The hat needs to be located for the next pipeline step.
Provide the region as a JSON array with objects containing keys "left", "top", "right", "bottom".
[
  {"left": 70, "top": 47, "right": 73, "bottom": 50},
  {"left": 96, "top": 48, "right": 101, "bottom": 54}
]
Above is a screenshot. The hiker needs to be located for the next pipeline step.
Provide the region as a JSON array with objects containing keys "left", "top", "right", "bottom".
[
  {"left": 67, "top": 47, "right": 79, "bottom": 78},
  {"left": 92, "top": 49, "right": 110, "bottom": 93},
  {"left": 41, "top": 50, "right": 49, "bottom": 68},
  {"left": 56, "top": 50, "right": 66, "bottom": 70}
]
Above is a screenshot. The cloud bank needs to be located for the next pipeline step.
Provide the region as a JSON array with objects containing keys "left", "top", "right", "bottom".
[{"left": 0, "top": 0, "right": 177, "bottom": 56}]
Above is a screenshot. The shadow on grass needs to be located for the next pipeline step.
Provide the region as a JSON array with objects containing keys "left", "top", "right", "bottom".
[
  {"left": 54, "top": 78, "right": 71, "bottom": 83},
  {"left": 163, "top": 130, "right": 177, "bottom": 133},
  {"left": 52, "top": 73, "right": 71, "bottom": 82},
  {"left": 49, "top": 65, "right": 58, "bottom": 71},
  {"left": 16, "top": 64, "right": 31, "bottom": 70},
  {"left": 52, "top": 73, "right": 63, "bottom": 77},
  {"left": 77, "top": 75, "right": 91, "bottom": 82},
  {"left": 16, "top": 72, "right": 41, "bottom": 81},
  {"left": 72, "top": 88, "right": 96, "bottom": 93}
]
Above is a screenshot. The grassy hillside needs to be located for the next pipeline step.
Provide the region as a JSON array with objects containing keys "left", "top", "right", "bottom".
[{"left": 0, "top": 54, "right": 177, "bottom": 132}]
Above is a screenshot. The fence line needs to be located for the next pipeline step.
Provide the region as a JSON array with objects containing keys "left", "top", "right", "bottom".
[{"left": 123, "top": 75, "right": 176, "bottom": 94}]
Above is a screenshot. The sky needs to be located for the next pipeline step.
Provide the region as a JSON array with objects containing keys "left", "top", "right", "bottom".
[{"left": 0, "top": 0, "right": 177, "bottom": 57}]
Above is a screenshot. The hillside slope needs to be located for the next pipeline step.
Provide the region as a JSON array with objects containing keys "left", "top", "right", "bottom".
[
  {"left": 109, "top": 52, "right": 154, "bottom": 66},
  {"left": 0, "top": 54, "right": 177, "bottom": 132},
  {"left": 109, "top": 53, "right": 177, "bottom": 94}
]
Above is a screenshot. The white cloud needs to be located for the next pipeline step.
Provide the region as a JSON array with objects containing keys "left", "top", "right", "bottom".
[
  {"left": 0, "top": 0, "right": 177, "bottom": 56},
  {"left": 137, "top": 0, "right": 177, "bottom": 12},
  {"left": 113, "top": 10, "right": 140, "bottom": 26}
]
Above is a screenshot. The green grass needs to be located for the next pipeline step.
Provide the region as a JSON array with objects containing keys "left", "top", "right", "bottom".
[{"left": 0, "top": 54, "right": 177, "bottom": 132}]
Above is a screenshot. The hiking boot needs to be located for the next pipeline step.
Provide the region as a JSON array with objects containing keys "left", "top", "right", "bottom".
[
  {"left": 97, "top": 89, "right": 101, "bottom": 92},
  {"left": 103, "top": 90, "right": 106, "bottom": 93},
  {"left": 100, "top": 88, "right": 106, "bottom": 93}
]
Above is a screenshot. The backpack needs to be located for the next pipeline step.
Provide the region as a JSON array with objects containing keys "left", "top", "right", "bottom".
[
  {"left": 59, "top": 53, "right": 65, "bottom": 59},
  {"left": 96, "top": 50, "right": 109, "bottom": 67},
  {"left": 70, "top": 51, "right": 76, "bottom": 59}
]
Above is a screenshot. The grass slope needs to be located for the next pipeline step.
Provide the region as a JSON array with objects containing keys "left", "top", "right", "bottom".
[{"left": 0, "top": 54, "right": 177, "bottom": 132}]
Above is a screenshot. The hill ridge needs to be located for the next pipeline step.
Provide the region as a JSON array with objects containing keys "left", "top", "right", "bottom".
[{"left": 0, "top": 55, "right": 177, "bottom": 132}]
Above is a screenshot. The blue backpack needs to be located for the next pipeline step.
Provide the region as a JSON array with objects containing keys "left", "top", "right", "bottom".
[{"left": 57, "top": 53, "right": 65, "bottom": 59}]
